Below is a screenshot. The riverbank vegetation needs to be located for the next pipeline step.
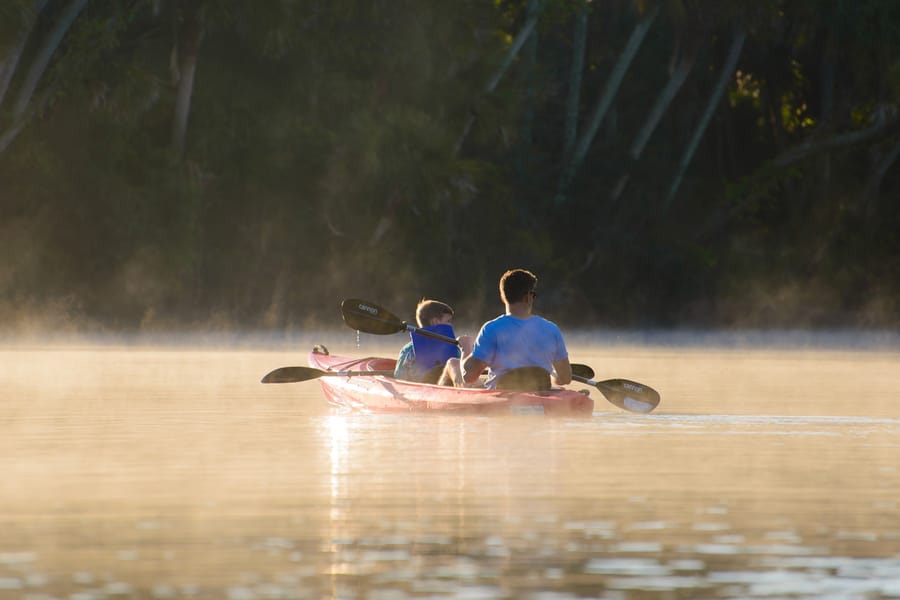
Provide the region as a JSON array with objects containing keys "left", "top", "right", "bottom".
[{"left": 1, "top": 0, "right": 898, "bottom": 333}]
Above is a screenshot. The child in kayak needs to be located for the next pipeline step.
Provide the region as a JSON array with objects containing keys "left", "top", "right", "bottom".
[
  {"left": 460, "top": 269, "right": 572, "bottom": 390},
  {"left": 394, "top": 299, "right": 473, "bottom": 384}
]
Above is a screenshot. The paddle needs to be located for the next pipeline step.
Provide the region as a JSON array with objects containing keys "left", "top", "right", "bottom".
[
  {"left": 571, "top": 363, "right": 595, "bottom": 379},
  {"left": 571, "top": 370, "right": 660, "bottom": 413},
  {"left": 261, "top": 366, "right": 394, "bottom": 384},
  {"left": 341, "top": 298, "right": 460, "bottom": 345}
]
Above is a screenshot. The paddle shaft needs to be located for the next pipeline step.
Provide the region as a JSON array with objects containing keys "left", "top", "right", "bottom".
[
  {"left": 404, "top": 323, "right": 460, "bottom": 345},
  {"left": 262, "top": 366, "right": 394, "bottom": 383},
  {"left": 323, "top": 369, "right": 393, "bottom": 378},
  {"left": 572, "top": 374, "right": 615, "bottom": 394}
]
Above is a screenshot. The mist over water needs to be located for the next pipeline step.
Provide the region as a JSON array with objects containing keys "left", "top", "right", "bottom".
[{"left": 2, "top": 334, "right": 899, "bottom": 599}]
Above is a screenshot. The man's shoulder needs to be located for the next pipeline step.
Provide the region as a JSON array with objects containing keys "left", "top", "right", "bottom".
[
  {"left": 531, "top": 315, "right": 565, "bottom": 338},
  {"left": 480, "top": 314, "right": 508, "bottom": 330},
  {"left": 534, "top": 315, "right": 561, "bottom": 328}
]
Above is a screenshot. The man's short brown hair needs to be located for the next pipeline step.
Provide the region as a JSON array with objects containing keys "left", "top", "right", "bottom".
[
  {"left": 415, "top": 299, "right": 453, "bottom": 327},
  {"left": 499, "top": 269, "right": 537, "bottom": 305}
]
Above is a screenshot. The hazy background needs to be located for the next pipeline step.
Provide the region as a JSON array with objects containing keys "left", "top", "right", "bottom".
[{"left": 1, "top": 0, "right": 899, "bottom": 336}]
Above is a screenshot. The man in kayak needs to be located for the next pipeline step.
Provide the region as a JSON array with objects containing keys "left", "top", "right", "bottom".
[
  {"left": 394, "top": 299, "right": 473, "bottom": 384},
  {"left": 459, "top": 269, "right": 572, "bottom": 390}
]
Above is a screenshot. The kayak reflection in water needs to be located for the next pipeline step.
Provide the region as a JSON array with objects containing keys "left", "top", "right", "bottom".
[
  {"left": 460, "top": 269, "right": 572, "bottom": 390},
  {"left": 393, "top": 299, "right": 474, "bottom": 385}
]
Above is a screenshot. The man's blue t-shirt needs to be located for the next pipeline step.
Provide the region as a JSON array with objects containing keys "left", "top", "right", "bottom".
[{"left": 471, "top": 314, "right": 568, "bottom": 389}]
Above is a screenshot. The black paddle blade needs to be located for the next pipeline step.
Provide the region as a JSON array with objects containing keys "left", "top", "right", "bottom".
[
  {"left": 597, "top": 379, "right": 660, "bottom": 413},
  {"left": 571, "top": 363, "right": 595, "bottom": 379},
  {"left": 341, "top": 298, "right": 406, "bottom": 335},
  {"left": 261, "top": 366, "right": 324, "bottom": 384}
]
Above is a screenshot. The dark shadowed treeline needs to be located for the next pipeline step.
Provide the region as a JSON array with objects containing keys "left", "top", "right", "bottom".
[{"left": 1, "top": 0, "right": 898, "bottom": 334}]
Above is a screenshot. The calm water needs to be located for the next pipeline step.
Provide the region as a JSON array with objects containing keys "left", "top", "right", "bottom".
[{"left": 2, "top": 336, "right": 899, "bottom": 600}]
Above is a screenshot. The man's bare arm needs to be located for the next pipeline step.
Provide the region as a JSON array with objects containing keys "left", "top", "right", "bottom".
[
  {"left": 462, "top": 355, "right": 488, "bottom": 384},
  {"left": 551, "top": 358, "right": 572, "bottom": 386}
]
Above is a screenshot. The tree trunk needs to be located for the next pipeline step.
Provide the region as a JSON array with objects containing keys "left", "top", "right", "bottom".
[
  {"left": 0, "top": 0, "right": 81, "bottom": 154},
  {"left": 519, "top": 0, "right": 540, "bottom": 151},
  {"left": 484, "top": 11, "right": 539, "bottom": 95},
  {"left": 555, "top": 4, "right": 659, "bottom": 204},
  {"left": 0, "top": 0, "right": 50, "bottom": 108},
  {"left": 864, "top": 134, "right": 900, "bottom": 217},
  {"left": 454, "top": 10, "right": 539, "bottom": 156},
  {"left": 0, "top": 39, "right": 27, "bottom": 109},
  {"left": 10, "top": 0, "right": 87, "bottom": 120},
  {"left": 663, "top": 29, "right": 745, "bottom": 212},
  {"left": 630, "top": 45, "right": 697, "bottom": 161},
  {"left": 171, "top": 2, "right": 205, "bottom": 162},
  {"left": 610, "top": 40, "right": 698, "bottom": 203},
  {"left": 772, "top": 114, "right": 900, "bottom": 167},
  {"left": 0, "top": 111, "right": 29, "bottom": 153},
  {"left": 817, "top": 28, "right": 836, "bottom": 193},
  {"left": 562, "top": 5, "right": 588, "bottom": 155}
]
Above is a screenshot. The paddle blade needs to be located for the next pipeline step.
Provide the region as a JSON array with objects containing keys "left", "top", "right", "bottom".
[
  {"left": 341, "top": 298, "right": 406, "bottom": 335},
  {"left": 596, "top": 378, "right": 660, "bottom": 413},
  {"left": 571, "top": 363, "right": 595, "bottom": 379},
  {"left": 261, "top": 366, "right": 324, "bottom": 384}
]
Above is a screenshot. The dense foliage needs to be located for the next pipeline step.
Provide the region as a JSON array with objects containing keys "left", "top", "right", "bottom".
[{"left": 1, "top": 0, "right": 898, "bottom": 333}]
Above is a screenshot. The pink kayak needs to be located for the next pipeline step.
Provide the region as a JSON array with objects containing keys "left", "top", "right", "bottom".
[{"left": 308, "top": 345, "right": 594, "bottom": 416}]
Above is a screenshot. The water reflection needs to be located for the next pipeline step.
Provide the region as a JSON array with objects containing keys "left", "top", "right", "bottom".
[{"left": 310, "top": 408, "right": 900, "bottom": 599}]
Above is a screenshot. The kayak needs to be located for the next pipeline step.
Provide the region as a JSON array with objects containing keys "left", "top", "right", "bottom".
[
  {"left": 308, "top": 345, "right": 594, "bottom": 416},
  {"left": 261, "top": 299, "right": 659, "bottom": 414}
]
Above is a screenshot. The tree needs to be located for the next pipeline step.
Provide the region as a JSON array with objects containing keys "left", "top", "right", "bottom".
[
  {"left": 609, "top": 41, "right": 699, "bottom": 202},
  {"left": 169, "top": 1, "right": 205, "bottom": 161},
  {"left": 555, "top": 3, "right": 659, "bottom": 204},
  {"left": 663, "top": 28, "right": 745, "bottom": 210},
  {"left": 0, "top": 0, "right": 87, "bottom": 153},
  {"left": 562, "top": 1, "right": 588, "bottom": 156},
  {"left": 0, "top": 0, "right": 49, "bottom": 108}
]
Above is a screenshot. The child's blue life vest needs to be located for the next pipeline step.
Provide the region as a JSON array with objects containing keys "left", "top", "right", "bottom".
[{"left": 411, "top": 324, "right": 460, "bottom": 377}]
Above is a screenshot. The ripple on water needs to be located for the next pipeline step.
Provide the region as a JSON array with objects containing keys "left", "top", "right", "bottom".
[
  {"left": 607, "top": 541, "right": 664, "bottom": 553},
  {"left": 583, "top": 557, "right": 669, "bottom": 576},
  {"left": 0, "top": 552, "right": 36, "bottom": 566},
  {"left": 607, "top": 574, "right": 710, "bottom": 591},
  {"left": 0, "top": 577, "right": 22, "bottom": 590}
]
